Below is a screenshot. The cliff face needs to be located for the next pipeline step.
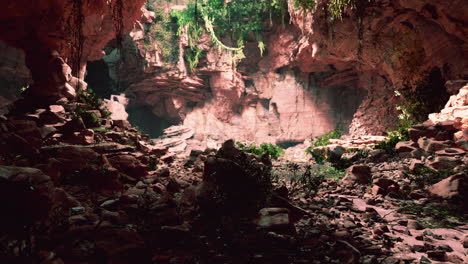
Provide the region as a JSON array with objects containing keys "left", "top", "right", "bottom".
[
  {"left": 114, "top": 0, "right": 466, "bottom": 148},
  {"left": 289, "top": 0, "right": 467, "bottom": 136}
]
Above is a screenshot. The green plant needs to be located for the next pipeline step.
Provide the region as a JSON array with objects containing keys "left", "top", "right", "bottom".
[
  {"left": 77, "top": 88, "right": 111, "bottom": 118},
  {"left": 398, "top": 201, "right": 466, "bottom": 228},
  {"left": 375, "top": 71, "right": 446, "bottom": 153},
  {"left": 374, "top": 126, "right": 410, "bottom": 153},
  {"left": 285, "top": 163, "right": 345, "bottom": 195},
  {"left": 293, "top": 0, "right": 373, "bottom": 20},
  {"left": 313, "top": 129, "right": 343, "bottom": 147},
  {"left": 143, "top": 8, "right": 180, "bottom": 65},
  {"left": 146, "top": 156, "right": 158, "bottom": 171},
  {"left": 236, "top": 142, "right": 285, "bottom": 160},
  {"left": 91, "top": 127, "right": 112, "bottom": 133},
  {"left": 75, "top": 108, "right": 100, "bottom": 128},
  {"left": 327, "top": 155, "right": 353, "bottom": 170},
  {"left": 305, "top": 129, "right": 342, "bottom": 164},
  {"left": 145, "top": 0, "right": 155, "bottom": 11},
  {"left": 408, "top": 167, "right": 454, "bottom": 189},
  {"left": 171, "top": 0, "right": 288, "bottom": 68}
]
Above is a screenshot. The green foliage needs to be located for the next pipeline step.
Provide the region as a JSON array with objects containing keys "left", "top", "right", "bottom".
[
  {"left": 236, "top": 142, "right": 284, "bottom": 160},
  {"left": 375, "top": 71, "right": 444, "bottom": 153},
  {"left": 294, "top": 0, "right": 317, "bottom": 11},
  {"left": 407, "top": 167, "right": 454, "bottom": 189},
  {"left": 309, "top": 150, "right": 325, "bottom": 164},
  {"left": 77, "top": 88, "right": 111, "bottom": 118},
  {"left": 312, "top": 129, "right": 343, "bottom": 147},
  {"left": 19, "top": 85, "right": 29, "bottom": 94},
  {"left": 284, "top": 163, "right": 345, "bottom": 195},
  {"left": 171, "top": 0, "right": 287, "bottom": 69},
  {"left": 146, "top": 156, "right": 158, "bottom": 171},
  {"left": 293, "top": 0, "right": 372, "bottom": 20},
  {"left": 90, "top": 127, "right": 111, "bottom": 133},
  {"left": 327, "top": 155, "right": 353, "bottom": 170},
  {"left": 398, "top": 201, "right": 466, "bottom": 228},
  {"left": 144, "top": 8, "right": 180, "bottom": 65},
  {"left": 374, "top": 125, "right": 410, "bottom": 152},
  {"left": 145, "top": 0, "right": 155, "bottom": 11},
  {"left": 75, "top": 107, "right": 100, "bottom": 128}
]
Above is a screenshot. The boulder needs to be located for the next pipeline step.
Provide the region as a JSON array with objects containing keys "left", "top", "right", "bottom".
[
  {"left": 341, "top": 165, "right": 372, "bottom": 185},
  {"left": 418, "top": 137, "right": 451, "bottom": 152},
  {"left": 427, "top": 173, "right": 467, "bottom": 201},
  {"left": 395, "top": 141, "right": 417, "bottom": 153},
  {"left": 64, "top": 129, "right": 95, "bottom": 145},
  {"left": 108, "top": 154, "right": 148, "bottom": 179},
  {"left": 0, "top": 166, "right": 55, "bottom": 231},
  {"left": 327, "top": 144, "right": 346, "bottom": 159},
  {"left": 409, "top": 159, "right": 426, "bottom": 171},
  {"left": 256, "top": 208, "right": 292, "bottom": 231},
  {"left": 366, "top": 149, "right": 389, "bottom": 163},
  {"left": 113, "top": 119, "right": 131, "bottom": 129},
  {"left": 429, "top": 156, "right": 462, "bottom": 170}
]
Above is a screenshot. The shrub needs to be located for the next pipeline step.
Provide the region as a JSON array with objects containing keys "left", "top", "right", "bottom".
[
  {"left": 374, "top": 125, "right": 410, "bottom": 153},
  {"left": 305, "top": 129, "right": 344, "bottom": 165},
  {"left": 312, "top": 129, "right": 342, "bottom": 147},
  {"left": 407, "top": 167, "right": 454, "bottom": 189},
  {"left": 77, "top": 88, "right": 111, "bottom": 119},
  {"left": 285, "top": 163, "right": 346, "bottom": 196},
  {"left": 236, "top": 142, "right": 284, "bottom": 160}
]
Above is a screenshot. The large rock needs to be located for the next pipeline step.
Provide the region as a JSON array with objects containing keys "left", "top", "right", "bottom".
[
  {"left": 256, "top": 208, "right": 292, "bottom": 231},
  {"left": 429, "top": 156, "right": 462, "bottom": 170},
  {"left": 341, "top": 165, "right": 372, "bottom": 185},
  {"left": 0, "top": 166, "right": 55, "bottom": 231},
  {"left": 427, "top": 173, "right": 467, "bottom": 202},
  {"left": 417, "top": 137, "right": 451, "bottom": 152},
  {"left": 108, "top": 154, "right": 148, "bottom": 179}
]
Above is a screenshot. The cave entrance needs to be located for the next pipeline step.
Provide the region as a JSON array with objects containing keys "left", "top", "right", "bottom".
[
  {"left": 127, "top": 104, "right": 176, "bottom": 138},
  {"left": 308, "top": 69, "right": 367, "bottom": 135},
  {"left": 85, "top": 59, "right": 175, "bottom": 138}
]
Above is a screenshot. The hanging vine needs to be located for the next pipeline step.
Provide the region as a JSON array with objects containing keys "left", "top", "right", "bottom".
[
  {"left": 110, "top": 0, "right": 125, "bottom": 91},
  {"left": 111, "top": 0, "right": 125, "bottom": 50},
  {"left": 67, "top": 0, "right": 84, "bottom": 77}
]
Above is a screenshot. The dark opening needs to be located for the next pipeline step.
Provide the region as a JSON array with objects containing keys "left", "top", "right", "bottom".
[
  {"left": 127, "top": 104, "right": 176, "bottom": 138},
  {"left": 85, "top": 60, "right": 116, "bottom": 98}
]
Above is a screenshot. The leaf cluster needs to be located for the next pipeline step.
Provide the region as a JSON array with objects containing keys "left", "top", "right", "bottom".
[{"left": 236, "top": 142, "right": 285, "bottom": 160}]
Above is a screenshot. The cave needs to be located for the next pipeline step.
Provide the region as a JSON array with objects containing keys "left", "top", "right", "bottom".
[
  {"left": 0, "top": 0, "right": 467, "bottom": 263},
  {"left": 127, "top": 103, "right": 176, "bottom": 138}
]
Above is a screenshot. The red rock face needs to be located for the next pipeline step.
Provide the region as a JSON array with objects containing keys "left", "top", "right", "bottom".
[
  {"left": 0, "top": 0, "right": 146, "bottom": 79},
  {"left": 2, "top": 0, "right": 466, "bottom": 146},
  {"left": 115, "top": 0, "right": 466, "bottom": 146},
  {"left": 287, "top": 0, "right": 467, "bottom": 135}
]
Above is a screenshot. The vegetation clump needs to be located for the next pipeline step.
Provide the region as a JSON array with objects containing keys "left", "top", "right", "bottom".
[
  {"left": 293, "top": 0, "right": 373, "bottom": 20},
  {"left": 305, "top": 129, "right": 342, "bottom": 163},
  {"left": 170, "top": 0, "right": 288, "bottom": 70},
  {"left": 236, "top": 142, "right": 284, "bottom": 160},
  {"left": 143, "top": 8, "right": 180, "bottom": 65},
  {"left": 77, "top": 88, "right": 111, "bottom": 119},
  {"left": 375, "top": 70, "right": 447, "bottom": 152}
]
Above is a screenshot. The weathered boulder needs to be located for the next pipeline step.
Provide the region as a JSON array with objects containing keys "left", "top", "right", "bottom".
[
  {"left": 341, "top": 165, "right": 372, "bottom": 185},
  {"left": 256, "top": 208, "right": 292, "bottom": 231},
  {"left": 427, "top": 173, "right": 467, "bottom": 202},
  {"left": 108, "top": 154, "right": 148, "bottom": 179},
  {"left": 0, "top": 166, "right": 54, "bottom": 231},
  {"left": 418, "top": 137, "right": 452, "bottom": 152},
  {"left": 395, "top": 141, "right": 417, "bottom": 153},
  {"left": 429, "top": 156, "right": 462, "bottom": 170}
]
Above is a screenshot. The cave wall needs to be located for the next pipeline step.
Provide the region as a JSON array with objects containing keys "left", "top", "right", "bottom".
[
  {"left": 100, "top": 0, "right": 466, "bottom": 146},
  {"left": 0, "top": 0, "right": 146, "bottom": 106},
  {"left": 0, "top": 41, "right": 31, "bottom": 113}
]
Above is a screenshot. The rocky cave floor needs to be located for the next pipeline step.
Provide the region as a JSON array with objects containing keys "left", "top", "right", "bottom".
[{"left": 0, "top": 93, "right": 467, "bottom": 264}]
